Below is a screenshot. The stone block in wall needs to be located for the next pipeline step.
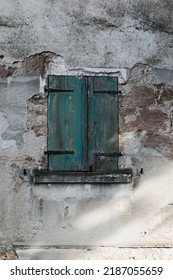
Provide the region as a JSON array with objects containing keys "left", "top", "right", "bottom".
[
  {"left": 143, "top": 134, "right": 173, "bottom": 159},
  {"left": 119, "top": 84, "right": 172, "bottom": 134},
  {"left": 27, "top": 93, "right": 47, "bottom": 137}
]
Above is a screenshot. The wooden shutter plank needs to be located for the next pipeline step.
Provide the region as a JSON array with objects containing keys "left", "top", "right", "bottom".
[
  {"left": 48, "top": 75, "right": 85, "bottom": 171},
  {"left": 88, "top": 76, "right": 119, "bottom": 171}
]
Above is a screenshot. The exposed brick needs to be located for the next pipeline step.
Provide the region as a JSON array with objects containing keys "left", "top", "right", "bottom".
[
  {"left": 27, "top": 94, "right": 47, "bottom": 137},
  {"left": 143, "top": 134, "right": 173, "bottom": 159},
  {"left": 152, "top": 83, "right": 173, "bottom": 104},
  {"left": 22, "top": 54, "right": 46, "bottom": 76},
  {"left": 0, "top": 64, "right": 16, "bottom": 78},
  {"left": 119, "top": 85, "right": 170, "bottom": 133},
  {"left": 0, "top": 249, "right": 18, "bottom": 260},
  {"left": 19, "top": 52, "right": 57, "bottom": 77}
]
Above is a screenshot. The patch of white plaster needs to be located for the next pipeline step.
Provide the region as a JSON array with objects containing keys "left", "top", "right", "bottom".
[
  {"left": 44, "top": 54, "right": 130, "bottom": 85},
  {"left": 39, "top": 76, "right": 46, "bottom": 93},
  {"left": 20, "top": 131, "right": 46, "bottom": 160},
  {"left": 47, "top": 55, "right": 67, "bottom": 76},
  {"left": 0, "top": 112, "right": 16, "bottom": 152},
  {"left": 123, "top": 132, "right": 145, "bottom": 155},
  {"left": 125, "top": 114, "right": 137, "bottom": 124}
]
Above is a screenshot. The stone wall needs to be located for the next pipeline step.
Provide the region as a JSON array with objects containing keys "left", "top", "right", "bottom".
[{"left": 0, "top": 0, "right": 173, "bottom": 250}]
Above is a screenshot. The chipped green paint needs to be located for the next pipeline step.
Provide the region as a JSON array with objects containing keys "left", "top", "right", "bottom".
[
  {"left": 88, "top": 76, "right": 119, "bottom": 171},
  {"left": 48, "top": 76, "right": 85, "bottom": 171},
  {"left": 48, "top": 75, "right": 119, "bottom": 172}
]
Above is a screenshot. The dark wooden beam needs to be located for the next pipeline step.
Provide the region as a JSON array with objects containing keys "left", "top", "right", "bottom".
[{"left": 33, "top": 170, "right": 132, "bottom": 184}]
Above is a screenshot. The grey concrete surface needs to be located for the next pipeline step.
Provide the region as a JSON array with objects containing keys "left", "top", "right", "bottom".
[{"left": 0, "top": 0, "right": 173, "bottom": 69}]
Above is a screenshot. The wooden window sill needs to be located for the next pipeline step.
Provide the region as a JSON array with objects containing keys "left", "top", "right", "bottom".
[{"left": 33, "top": 170, "right": 132, "bottom": 184}]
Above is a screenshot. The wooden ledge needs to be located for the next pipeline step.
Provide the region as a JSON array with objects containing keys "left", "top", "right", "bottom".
[{"left": 33, "top": 170, "right": 132, "bottom": 184}]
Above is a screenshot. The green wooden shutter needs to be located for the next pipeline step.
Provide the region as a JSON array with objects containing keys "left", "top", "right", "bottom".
[
  {"left": 87, "top": 76, "right": 119, "bottom": 172},
  {"left": 48, "top": 75, "right": 85, "bottom": 171}
]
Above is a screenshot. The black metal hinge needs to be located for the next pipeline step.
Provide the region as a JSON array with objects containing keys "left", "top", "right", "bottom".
[
  {"left": 93, "top": 152, "right": 123, "bottom": 157},
  {"left": 94, "top": 90, "right": 121, "bottom": 94},
  {"left": 44, "top": 86, "right": 73, "bottom": 93},
  {"left": 44, "top": 151, "right": 74, "bottom": 155}
]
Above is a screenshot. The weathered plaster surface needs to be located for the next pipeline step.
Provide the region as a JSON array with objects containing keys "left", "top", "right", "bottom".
[
  {"left": 0, "top": 0, "right": 173, "bottom": 68},
  {"left": 0, "top": 76, "right": 39, "bottom": 148},
  {"left": 0, "top": 0, "right": 173, "bottom": 254}
]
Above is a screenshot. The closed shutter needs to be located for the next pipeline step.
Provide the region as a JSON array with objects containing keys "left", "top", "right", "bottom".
[
  {"left": 48, "top": 75, "right": 86, "bottom": 171},
  {"left": 87, "top": 76, "right": 119, "bottom": 171}
]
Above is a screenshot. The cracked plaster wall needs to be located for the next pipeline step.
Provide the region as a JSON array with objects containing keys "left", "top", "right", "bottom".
[{"left": 0, "top": 0, "right": 173, "bottom": 251}]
